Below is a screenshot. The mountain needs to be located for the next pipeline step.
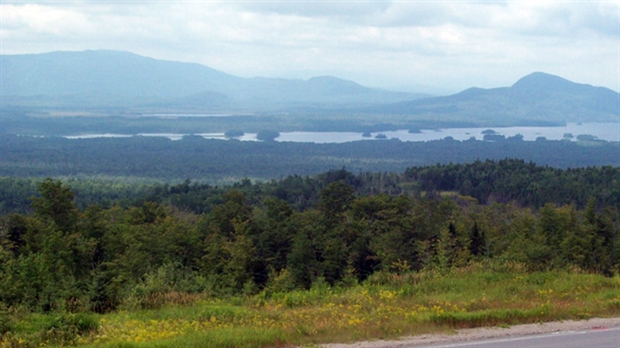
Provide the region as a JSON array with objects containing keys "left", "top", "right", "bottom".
[
  {"left": 0, "top": 50, "right": 420, "bottom": 110},
  {"left": 369, "top": 72, "right": 619, "bottom": 125},
  {"left": 2, "top": 51, "right": 617, "bottom": 125}
]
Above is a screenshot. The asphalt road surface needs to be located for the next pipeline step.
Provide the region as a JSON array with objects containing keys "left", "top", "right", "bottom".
[{"left": 415, "top": 327, "right": 620, "bottom": 348}]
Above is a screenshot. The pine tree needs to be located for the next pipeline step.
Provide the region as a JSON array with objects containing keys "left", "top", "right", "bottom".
[{"left": 469, "top": 222, "right": 486, "bottom": 257}]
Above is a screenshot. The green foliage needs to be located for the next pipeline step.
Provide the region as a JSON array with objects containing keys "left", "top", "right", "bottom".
[
  {"left": 45, "top": 312, "right": 99, "bottom": 336},
  {"left": 2, "top": 261, "right": 620, "bottom": 347},
  {"left": 429, "top": 308, "right": 544, "bottom": 328},
  {"left": 0, "top": 307, "right": 13, "bottom": 335},
  {"left": 288, "top": 228, "right": 318, "bottom": 289},
  {"left": 3, "top": 214, "right": 29, "bottom": 256},
  {"left": 469, "top": 222, "right": 486, "bottom": 258},
  {"left": 1, "top": 134, "right": 619, "bottom": 183},
  {"left": 0, "top": 312, "right": 99, "bottom": 347},
  {"left": 263, "top": 269, "right": 296, "bottom": 294},
  {"left": 319, "top": 181, "right": 355, "bottom": 227},
  {"left": 406, "top": 159, "right": 620, "bottom": 209},
  {"left": 31, "top": 178, "right": 79, "bottom": 233},
  {"left": 256, "top": 130, "right": 280, "bottom": 141},
  {"left": 0, "top": 163, "right": 619, "bottom": 331}
]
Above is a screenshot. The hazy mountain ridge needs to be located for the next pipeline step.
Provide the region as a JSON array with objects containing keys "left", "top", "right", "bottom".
[
  {"left": 1, "top": 50, "right": 241, "bottom": 97},
  {"left": 1, "top": 50, "right": 618, "bottom": 126},
  {"left": 0, "top": 50, "right": 421, "bottom": 110},
  {"left": 373, "top": 72, "right": 619, "bottom": 125}
]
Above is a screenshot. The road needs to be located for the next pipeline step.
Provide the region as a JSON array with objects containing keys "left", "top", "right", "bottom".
[{"left": 415, "top": 327, "right": 620, "bottom": 348}]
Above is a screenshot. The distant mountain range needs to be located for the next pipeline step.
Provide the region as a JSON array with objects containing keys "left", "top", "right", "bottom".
[
  {"left": 1, "top": 50, "right": 618, "bottom": 125},
  {"left": 0, "top": 50, "right": 421, "bottom": 111},
  {"left": 369, "top": 72, "right": 619, "bottom": 125}
]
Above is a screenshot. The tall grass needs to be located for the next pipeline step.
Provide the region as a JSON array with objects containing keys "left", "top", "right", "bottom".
[{"left": 3, "top": 264, "right": 619, "bottom": 348}]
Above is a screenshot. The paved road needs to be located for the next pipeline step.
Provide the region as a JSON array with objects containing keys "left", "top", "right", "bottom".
[{"left": 415, "top": 327, "right": 620, "bottom": 348}]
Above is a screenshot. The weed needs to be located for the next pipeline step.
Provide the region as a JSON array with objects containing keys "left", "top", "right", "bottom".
[
  {"left": 0, "top": 310, "right": 13, "bottom": 335},
  {"left": 3, "top": 267, "right": 618, "bottom": 348}
]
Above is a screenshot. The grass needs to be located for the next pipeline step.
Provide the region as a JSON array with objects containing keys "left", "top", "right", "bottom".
[{"left": 2, "top": 264, "right": 619, "bottom": 348}]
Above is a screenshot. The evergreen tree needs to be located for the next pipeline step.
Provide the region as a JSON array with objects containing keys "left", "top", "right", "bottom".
[
  {"left": 287, "top": 231, "right": 316, "bottom": 289},
  {"left": 31, "top": 179, "right": 78, "bottom": 233},
  {"left": 469, "top": 222, "right": 486, "bottom": 257},
  {"left": 319, "top": 181, "right": 355, "bottom": 229}
]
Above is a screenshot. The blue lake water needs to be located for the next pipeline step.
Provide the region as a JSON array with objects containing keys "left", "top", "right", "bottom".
[{"left": 65, "top": 123, "right": 620, "bottom": 143}]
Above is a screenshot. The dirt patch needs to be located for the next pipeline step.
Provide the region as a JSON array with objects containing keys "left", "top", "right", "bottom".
[{"left": 321, "top": 318, "right": 620, "bottom": 348}]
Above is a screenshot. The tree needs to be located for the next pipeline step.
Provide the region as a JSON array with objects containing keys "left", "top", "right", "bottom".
[
  {"left": 287, "top": 231, "right": 316, "bottom": 289},
  {"left": 319, "top": 181, "right": 355, "bottom": 228},
  {"left": 256, "top": 130, "right": 280, "bottom": 142},
  {"left": 208, "top": 189, "right": 252, "bottom": 238},
  {"left": 3, "top": 214, "right": 29, "bottom": 256},
  {"left": 31, "top": 179, "right": 78, "bottom": 233},
  {"left": 469, "top": 222, "right": 486, "bottom": 257},
  {"left": 256, "top": 198, "right": 294, "bottom": 273}
]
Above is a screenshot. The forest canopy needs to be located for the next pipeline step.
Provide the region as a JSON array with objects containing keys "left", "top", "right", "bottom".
[
  {"left": 1, "top": 160, "right": 619, "bottom": 314},
  {"left": 1, "top": 134, "right": 618, "bottom": 182}
]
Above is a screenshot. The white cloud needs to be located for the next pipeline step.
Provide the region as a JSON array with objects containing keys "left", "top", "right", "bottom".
[
  {"left": 227, "top": 1, "right": 392, "bottom": 19},
  {"left": 2, "top": 4, "right": 90, "bottom": 36},
  {"left": 0, "top": 1, "right": 618, "bottom": 93}
]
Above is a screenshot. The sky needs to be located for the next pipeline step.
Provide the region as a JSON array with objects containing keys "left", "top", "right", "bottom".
[{"left": 1, "top": 1, "right": 619, "bottom": 94}]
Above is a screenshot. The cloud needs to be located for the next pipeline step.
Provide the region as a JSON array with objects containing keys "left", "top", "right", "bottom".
[
  {"left": 0, "top": 1, "right": 617, "bottom": 92},
  {"left": 2, "top": 4, "right": 91, "bottom": 36},
  {"left": 571, "top": 2, "right": 619, "bottom": 38},
  {"left": 228, "top": 1, "right": 392, "bottom": 19}
]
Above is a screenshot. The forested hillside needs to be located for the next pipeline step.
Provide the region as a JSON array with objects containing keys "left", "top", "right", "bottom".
[
  {"left": 1, "top": 134, "right": 618, "bottom": 181},
  {"left": 2, "top": 160, "right": 619, "bottom": 216},
  {"left": 1, "top": 161, "right": 619, "bottom": 314}
]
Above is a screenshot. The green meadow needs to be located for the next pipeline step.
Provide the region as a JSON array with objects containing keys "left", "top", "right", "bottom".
[{"left": 2, "top": 262, "right": 618, "bottom": 347}]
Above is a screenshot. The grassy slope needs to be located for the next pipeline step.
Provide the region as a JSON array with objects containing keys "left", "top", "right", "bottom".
[{"left": 2, "top": 263, "right": 619, "bottom": 347}]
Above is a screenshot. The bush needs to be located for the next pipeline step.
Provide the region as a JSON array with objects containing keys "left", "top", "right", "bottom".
[
  {"left": 48, "top": 313, "right": 99, "bottom": 335},
  {"left": 0, "top": 310, "right": 13, "bottom": 335},
  {"left": 121, "top": 263, "right": 209, "bottom": 310},
  {"left": 263, "top": 269, "right": 296, "bottom": 295},
  {"left": 41, "top": 312, "right": 99, "bottom": 345},
  {"left": 256, "top": 130, "right": 280, "bottom": 142}
]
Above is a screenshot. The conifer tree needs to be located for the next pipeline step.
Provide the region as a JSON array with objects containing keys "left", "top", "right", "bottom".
[{"left": 469, "top": 222, "right": 486, "bottom": 257}]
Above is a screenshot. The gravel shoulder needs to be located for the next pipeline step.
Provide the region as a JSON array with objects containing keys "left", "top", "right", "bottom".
[{"left": 321, "top": 317, "right": 620, "bottom": 348}]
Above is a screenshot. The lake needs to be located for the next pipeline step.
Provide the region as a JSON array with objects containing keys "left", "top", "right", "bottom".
[{"left": 64, "top": 123, "right": 620, "bottom": 143}]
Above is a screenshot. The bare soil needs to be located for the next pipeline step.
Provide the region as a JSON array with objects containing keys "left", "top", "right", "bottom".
[{"left": 321, "top": 318, "right": 620, "bottom": 348}]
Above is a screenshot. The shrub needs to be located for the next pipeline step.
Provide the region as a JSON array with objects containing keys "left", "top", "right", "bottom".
[
  {"left": 0, "top": 310, "right": 12, "bottom": 335},
  {"left": 41, "top": 312, "right": 99, "bottom": 345}
]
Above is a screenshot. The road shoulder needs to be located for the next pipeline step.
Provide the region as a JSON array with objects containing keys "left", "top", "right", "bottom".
[{"left": 321, "top": 317, "right": 620, "bottom": 348}]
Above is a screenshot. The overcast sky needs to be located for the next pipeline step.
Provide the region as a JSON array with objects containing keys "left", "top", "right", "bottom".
[{"left": 1, "top": 1, "right": 618, "bottom": 94}]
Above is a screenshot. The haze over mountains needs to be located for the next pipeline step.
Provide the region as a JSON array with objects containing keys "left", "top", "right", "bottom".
[
  {"left": 1, "top": 50, "right": 618, "bottom": 126},
  {"left": 373, "top": 72, "right": 620, "bottom": 125},
  {"left": 0, "top": 50, "right": 419, "bottom": 111}
]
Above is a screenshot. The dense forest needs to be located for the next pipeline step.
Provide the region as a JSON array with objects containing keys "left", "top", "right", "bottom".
[
  {"left": 2, "top": 159, "right": 618, "bottom": 216},
  {"left": 1, "top": 109, "right": 472, "bottom": 135},
  {"left": 1, "top": 160, "right": 619, "bottom": 314},
  {"left": 1, "top": 134, "right": 618, "bottom": 182}
]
